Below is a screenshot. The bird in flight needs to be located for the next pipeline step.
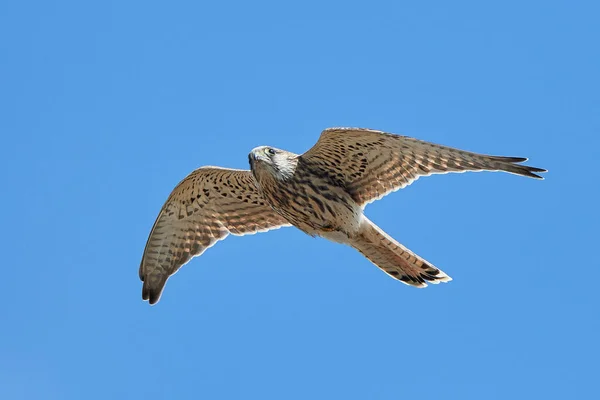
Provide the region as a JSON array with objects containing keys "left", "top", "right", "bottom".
[{"left": 139, "top": 127, "right": 545, "bottom": 305}]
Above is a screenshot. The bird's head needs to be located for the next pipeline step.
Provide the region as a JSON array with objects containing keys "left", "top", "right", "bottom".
[{"left": 249, "top": 146, "right": 297, "bottom": 181}]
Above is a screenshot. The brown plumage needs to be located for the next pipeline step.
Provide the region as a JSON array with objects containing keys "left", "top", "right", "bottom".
[{"left": 140, "top": 127, "right": 545, "bottom": 304}]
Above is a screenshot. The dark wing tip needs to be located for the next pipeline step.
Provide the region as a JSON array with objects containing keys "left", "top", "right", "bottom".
[
  {"left": 141, "top": 283, "right": 149, "bottom": 300},
  {"left": 492, "top": 156, "right": 547, "bottom": 180},
  {"left": 141, "top": 273, "right": 166, "bottom": 305},
  {"left": 519, "top": 165, "right": 547, "bottom": 179},
  {"left": 529, "top": 167, "right": 547, "bottom": 179},
  {"left": 528, "top": 166, "right": 547, "bottom": 172},
  {"left": 149, "top": 291, "right": 161, "bottom": 305},
  {"left": 495, "top": 156, "right": 529, "bottom": 163}
]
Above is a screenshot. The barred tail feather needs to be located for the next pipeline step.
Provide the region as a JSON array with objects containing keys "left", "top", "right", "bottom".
[{"left": 350, "top": 217, "right": 451, "bottom": 287}]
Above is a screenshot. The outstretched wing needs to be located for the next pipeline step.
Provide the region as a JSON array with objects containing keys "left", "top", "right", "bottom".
[
  {"left": 139, "top": 167, "right": 290, "bottom": 304},
  {"left": 300, "top": 127, "right": 546, "bottom": 206}
]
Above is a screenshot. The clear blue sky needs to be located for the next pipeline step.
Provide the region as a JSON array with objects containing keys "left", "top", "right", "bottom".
[{"left": 1, "top": 1, "right": 598, "bottom": 399}]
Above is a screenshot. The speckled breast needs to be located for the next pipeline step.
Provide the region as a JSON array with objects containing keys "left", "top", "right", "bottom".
[{"left": 259, "top": 174, "right": 361, "bottom": 237}]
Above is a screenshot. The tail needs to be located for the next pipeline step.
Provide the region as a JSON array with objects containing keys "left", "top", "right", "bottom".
[{"left": 350, "top": 217, "right": 452, "bottom": 287}]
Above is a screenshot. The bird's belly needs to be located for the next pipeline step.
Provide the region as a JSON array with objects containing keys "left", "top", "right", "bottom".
[
  {"left": 265, "top": 179, "right": 361, "bottom": 238},
  {"left": 320, "top": 229, "right": 353, "bottom": 244}
]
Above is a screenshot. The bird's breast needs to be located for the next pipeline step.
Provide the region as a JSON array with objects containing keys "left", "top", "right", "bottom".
[{"left": 258, "top": 174, "right": 362, "bottom": 238}]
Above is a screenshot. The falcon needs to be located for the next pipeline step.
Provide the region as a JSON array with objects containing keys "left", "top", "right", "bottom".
[{"left": 140, "top": 127, "right": 545, "bottom": 304}]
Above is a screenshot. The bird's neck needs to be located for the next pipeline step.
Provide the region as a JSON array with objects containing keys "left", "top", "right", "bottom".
[{"left": 274, "top": 156, "right": 298, "bottom": 181}]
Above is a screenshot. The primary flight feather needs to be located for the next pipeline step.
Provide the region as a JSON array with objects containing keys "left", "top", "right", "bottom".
[{"left": 140, "top": 127, "right": 546, "bottom": 304}]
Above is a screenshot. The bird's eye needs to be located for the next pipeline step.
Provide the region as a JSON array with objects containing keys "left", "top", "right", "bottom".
[{"left": 266, "top": 148, "right": 276, "bottom": 155}]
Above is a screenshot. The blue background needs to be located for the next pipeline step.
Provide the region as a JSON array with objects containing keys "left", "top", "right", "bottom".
[{"left": 1, "top": 1, "right": 598, "bottom": 399}]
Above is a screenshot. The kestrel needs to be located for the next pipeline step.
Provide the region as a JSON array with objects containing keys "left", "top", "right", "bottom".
[{"left": 140, "top": 128, "right": 545, "bottom": 304}]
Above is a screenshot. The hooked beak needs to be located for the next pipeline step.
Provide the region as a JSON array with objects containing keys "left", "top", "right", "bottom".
[
  {"left": 249, "top": 148, "right": 270, "bottom": 169},
  {"left": 248, "top": 152, "right": 258, "bottom": 168}
]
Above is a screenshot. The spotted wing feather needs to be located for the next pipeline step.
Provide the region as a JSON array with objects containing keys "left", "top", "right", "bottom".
[
  {"left": 139, "top": 167, "right": 290, "bottom": 304},
  {"left": 301, "top": 127, "right": 546, "bottom": 206}
]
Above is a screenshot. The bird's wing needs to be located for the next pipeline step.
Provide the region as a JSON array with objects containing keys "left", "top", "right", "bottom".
[
  {"left": 300, "top": 127, "right": 546, "bottom": 206},
  {"left": 139, "top": 167, "right": 291, "bottom": 304}
]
